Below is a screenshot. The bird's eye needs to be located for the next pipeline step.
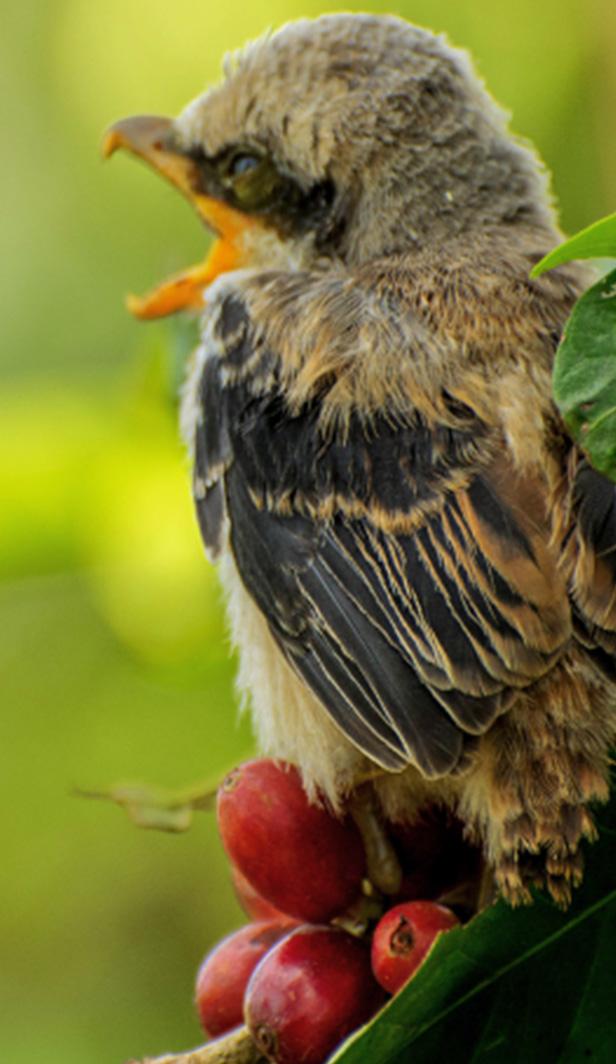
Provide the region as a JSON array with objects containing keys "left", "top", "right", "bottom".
[
  {"left": 228, "top": 153, "right": 261, "bottom": 177},
  {"left": 219, "top": 149, "right": 283, "bottom": 211}
]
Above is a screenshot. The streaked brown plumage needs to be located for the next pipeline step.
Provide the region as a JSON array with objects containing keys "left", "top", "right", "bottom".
[{"left": 106, "top": 14, "right": 615, "bottom": 906}]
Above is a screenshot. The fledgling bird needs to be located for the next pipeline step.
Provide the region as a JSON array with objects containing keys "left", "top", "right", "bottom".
[{"left": 104, "top": 14, "right": 615, "bottom": 906}]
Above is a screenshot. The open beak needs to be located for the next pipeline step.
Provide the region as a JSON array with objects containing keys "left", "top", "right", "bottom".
[{"left": 102, "top": 115, "right": 255, "bottom": 319}]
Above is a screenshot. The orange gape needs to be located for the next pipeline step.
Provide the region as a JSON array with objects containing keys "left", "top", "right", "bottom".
[
  {"left": 102, "top": 119, "right": 256, "bottom": 319},
  {"left": 126, "top": 235, "right": 248, "bottom": 320},
  {"left": 127, "top": 200, "right": 256, "bottom": 319}
]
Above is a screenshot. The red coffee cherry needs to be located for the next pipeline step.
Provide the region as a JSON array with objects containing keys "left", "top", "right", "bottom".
[
  {"left": 195, "top": 920, "right": 294, "bottom": 1037},
  {"left": 231, "top": 866, "right": 291, "bottom": 922},
  {"left": 371, "top": 900, "right": 459, "bottom": 994},
  {"left": 217, "top": 759, "right": 365, "bottom": 922},
  {"left": 245, "top": 925, "right": 384, "bottom": 1064}
]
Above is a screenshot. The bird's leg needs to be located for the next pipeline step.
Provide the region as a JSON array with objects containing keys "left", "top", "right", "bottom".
[
  {"left": 437, "top": 855, "right": 495, "bottom": 919},
  {"left": 475, "top": 859, "right": 498, "bottom": 912},
  {"left": 348, "top": 783, "right": 402, "bottom": 896}
]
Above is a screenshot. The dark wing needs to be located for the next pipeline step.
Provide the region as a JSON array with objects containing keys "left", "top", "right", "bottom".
[{"left": 192, "top": 292, "right": 571, "bottom": 778}]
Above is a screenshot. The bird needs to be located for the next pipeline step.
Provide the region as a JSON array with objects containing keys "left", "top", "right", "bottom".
[{"left": 103, "top": 13, "right": 615, "bottom": 907}]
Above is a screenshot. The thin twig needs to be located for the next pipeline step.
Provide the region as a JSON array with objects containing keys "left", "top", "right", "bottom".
[{"left": 126, "top": 1026, "right": 267, "bottom": 1064}]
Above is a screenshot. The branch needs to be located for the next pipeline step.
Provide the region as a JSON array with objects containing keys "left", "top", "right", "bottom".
[{"left": 127, "top": 1026, "right": 267, "bottom": 1064}]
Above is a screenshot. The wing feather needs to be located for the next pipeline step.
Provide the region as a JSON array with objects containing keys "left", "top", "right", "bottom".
[{"left": 190, "top": 287, "right": 574, "bottom": 778}]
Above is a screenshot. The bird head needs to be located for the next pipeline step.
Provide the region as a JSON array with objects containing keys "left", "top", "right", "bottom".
[{"left": 103, "top": 14, "right": 555, "bottom": 319}]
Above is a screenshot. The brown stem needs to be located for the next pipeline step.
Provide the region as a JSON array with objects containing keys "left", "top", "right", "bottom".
[{"left": 126, "top": 1026, "right": 267, "bottom": 1064}]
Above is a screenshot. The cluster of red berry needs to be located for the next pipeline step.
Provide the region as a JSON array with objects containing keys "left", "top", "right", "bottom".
[{"left": 194, "top": 759, "right": 478, "bottom": 1064}]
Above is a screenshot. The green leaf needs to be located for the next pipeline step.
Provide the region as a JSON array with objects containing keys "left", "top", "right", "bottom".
[
  {"left": 330, "top": 791, "right": 616, "bottom": 1064},
  {"left": 552, "top": 267, "right": 616, "bottom": 481},
  {"left": 530, "top": 212, "right": 616, "bottom": 277}
]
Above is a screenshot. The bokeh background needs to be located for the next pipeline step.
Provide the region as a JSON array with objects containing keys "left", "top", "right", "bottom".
[{"left": 2, "top": 1, "right": 614, "bottom": 1061}]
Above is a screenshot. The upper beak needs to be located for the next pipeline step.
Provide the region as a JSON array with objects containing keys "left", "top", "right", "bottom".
[
  {"left": 102, "top": 115, "right": 255, "bottom": 319},
  {"left": 102, "top": 115, "right": 202, "bottom": 203}
]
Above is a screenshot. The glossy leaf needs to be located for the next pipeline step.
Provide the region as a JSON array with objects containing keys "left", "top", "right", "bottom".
[
  {"left": 552, "top": 268, "right": 616, "bottom": 481},
  {"left": 531, "top": 212, "right": 616, "bottom": 277},
  {"left": 330, "top": 792, "right": 616, "bottom": 1064}
]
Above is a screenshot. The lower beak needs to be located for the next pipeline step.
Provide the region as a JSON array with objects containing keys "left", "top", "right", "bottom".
[{"left": 102, "top": 115, "right": 254, "bottom": 319}]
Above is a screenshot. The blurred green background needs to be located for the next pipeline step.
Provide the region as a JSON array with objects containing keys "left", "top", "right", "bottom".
[{"left": 1, "top": 1, "right": 614, "bottom": 1061}]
